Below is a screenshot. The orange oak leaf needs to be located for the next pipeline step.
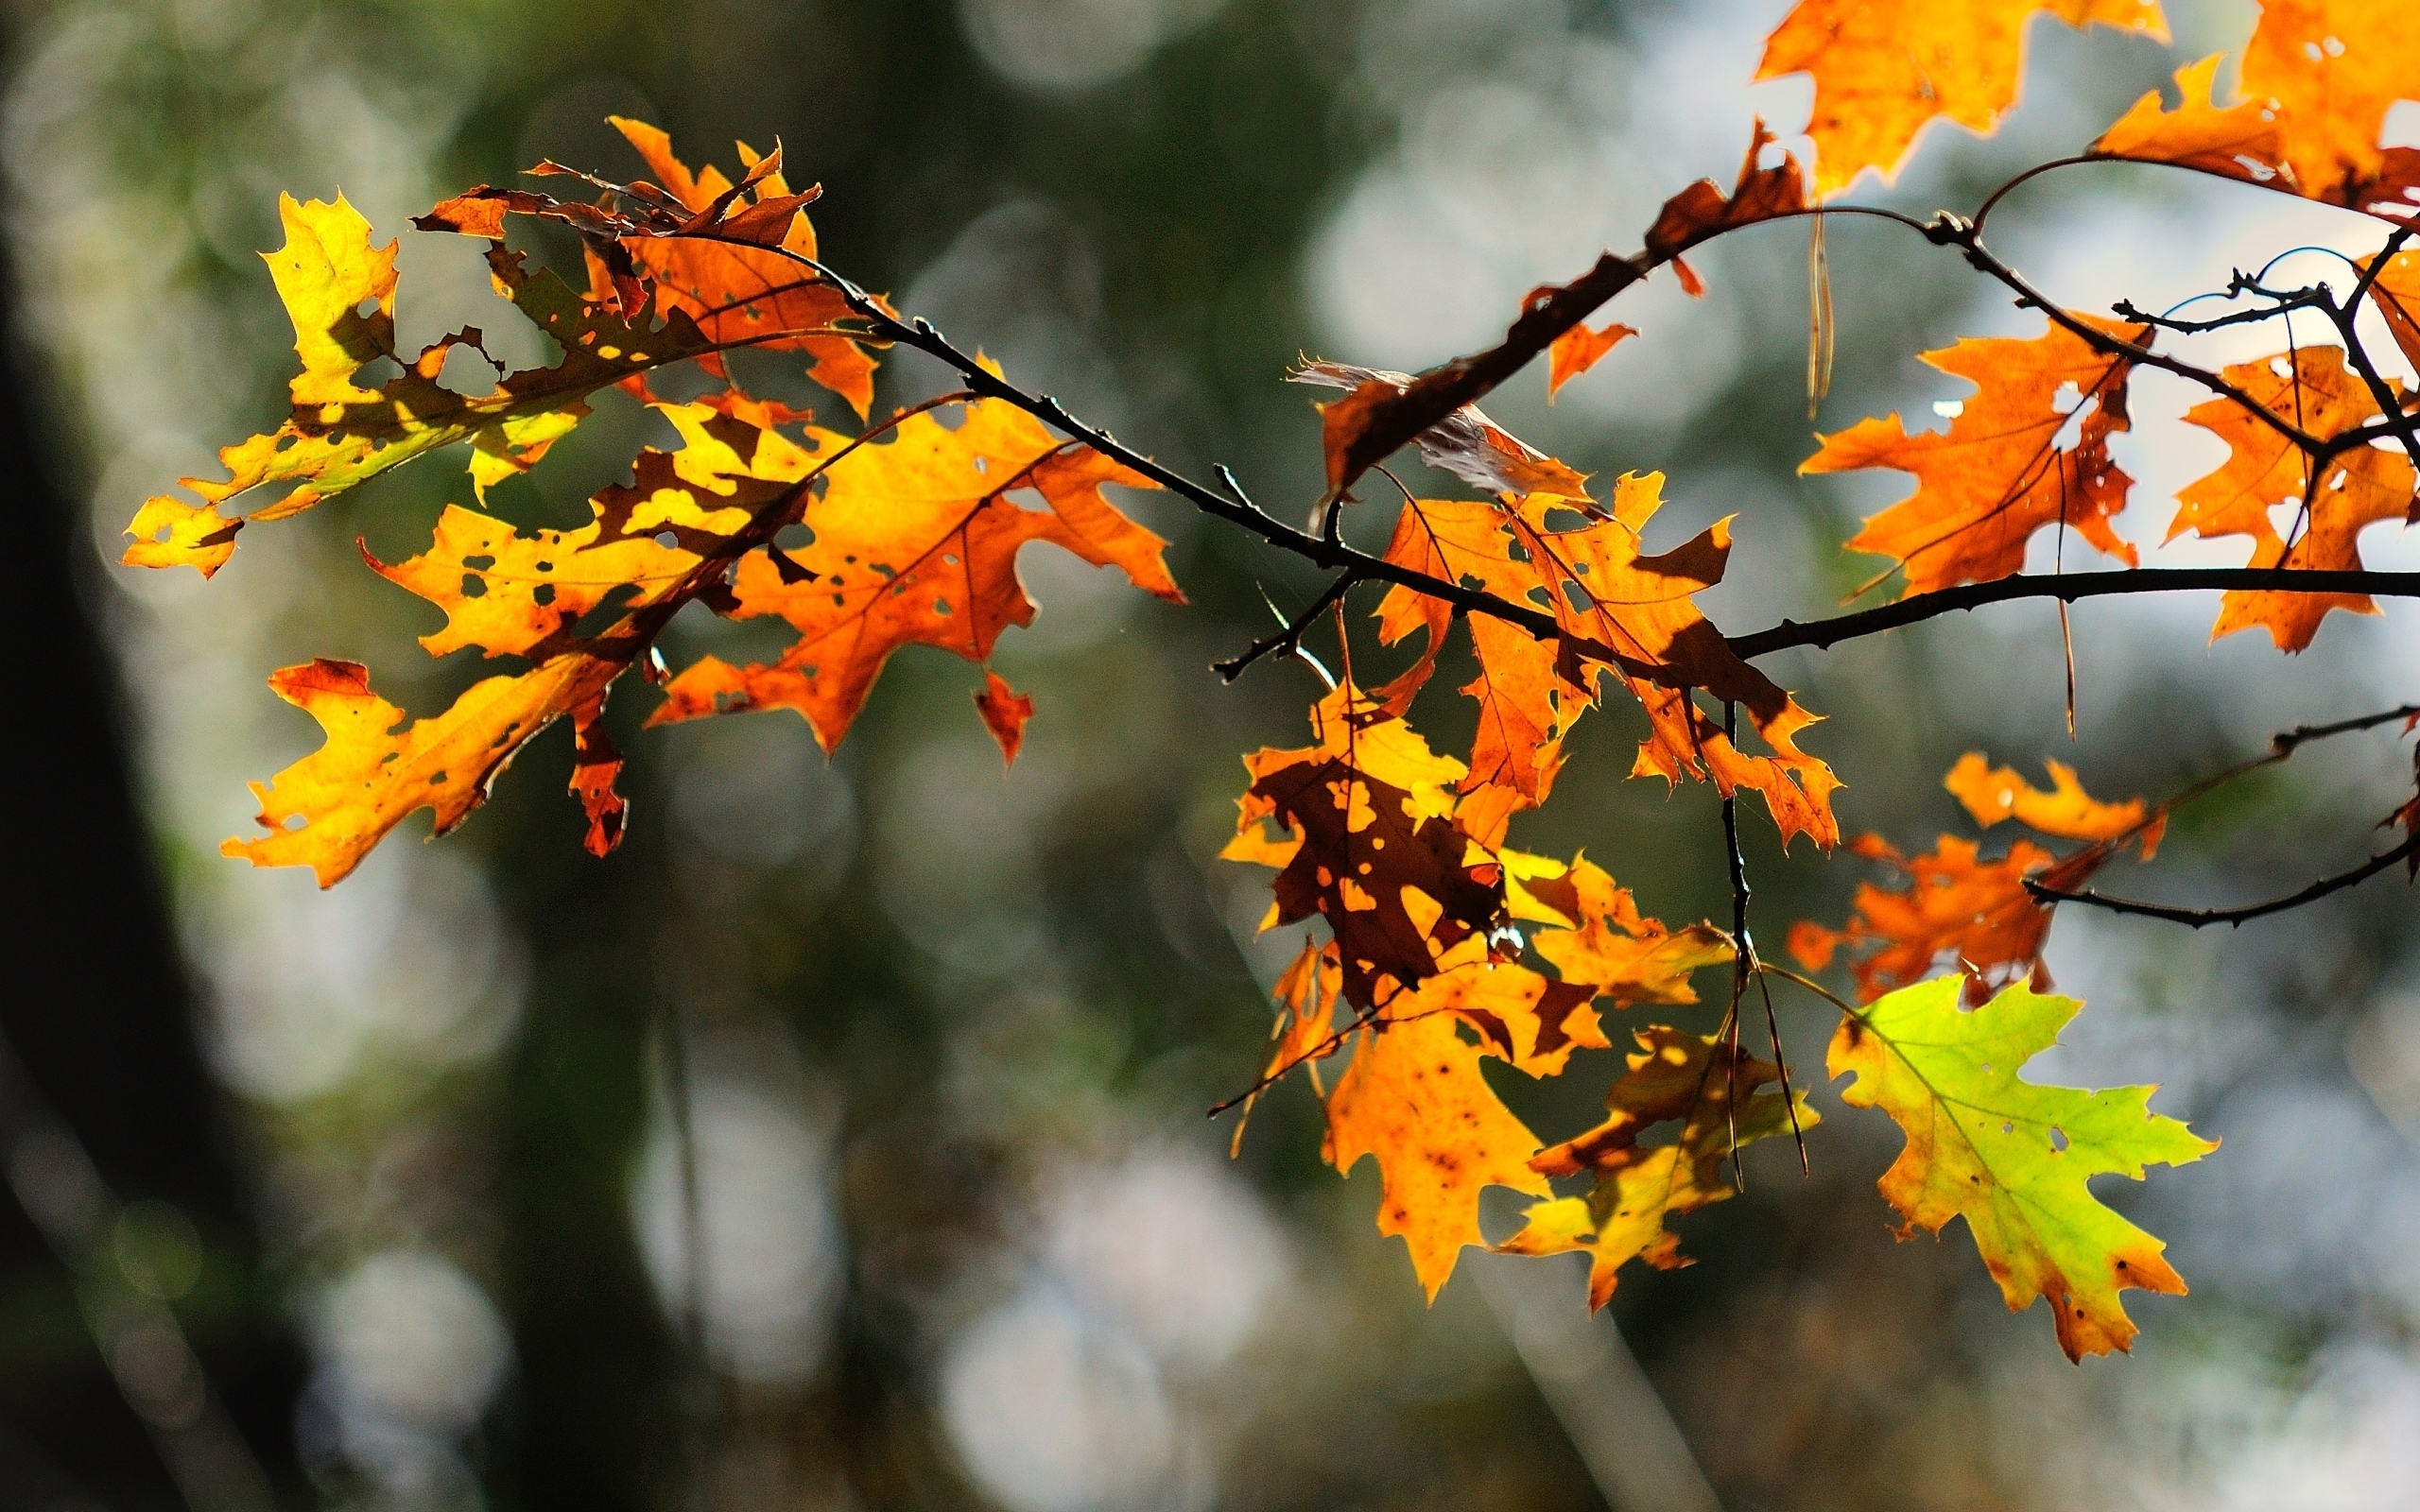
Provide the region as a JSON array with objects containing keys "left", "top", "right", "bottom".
[
  {"left": 1373, "top": 479, "right": 1840, "bottom": 847},
  {"left": 569, "top": 696, "right": 629, "bottom": 859},
  {"left": 2169, "top": 344, "right": 2416, "bottom": 651},
  {"left": 973, "top": 669, "right": 1035, "bottom": 767},
  {"left": 2360, "top": 247, "right": 2420, "bottom": 378},
  {"left": 122, "top": 195, "right": 719, "bottom": 577},
  {"left": 1322, "top": 1009, "right": 1549, "bottom": 1300},
  {"left": 2239, "top": 2, "right": 2420, "bottom": 213},
  {"left": 1756, "top": 0, "right": 2169, "bottom": 198},
  {"left": 1495, "top": 1026, "right": 1814, "bottom": 1310},
  {"left": 1643, "top": 119, "right": 1811, "bottom": 263},
  {"left": 1787, "top": 833, "right": 2062, "bottom": 1004},
  {"left": 604, "top": 119, "right": 881, "bottom": 417},
  {"left": 1532, "top": 476, "right": 1841, "bottom": 849},
  {"left": 648, "top": 392, "right": 1183, "bottom": 752},
  {"left": 2093, "top": 46, "right": 2420, "bottom": 219},
  {"left": 1293, "top": 360, "right": 1592, "bottom": 502},
  {"left": 1546, "top": 319, "right": 1637, "bottom": 400},
  {"left": 1946, "top": 751, "right": 2164, "bottom": 854},
  {"left": 1227, "top": 936, "right": 1346, "bottom": 1156},
  {"left": 1372, "top": 499, "right": 1586, "bottom": 804},
  {"left": 1802, "top": 314, "right": 2151, "bottom": 596},
  {"left": 2091, "top": 55, "right": 2294, "bottom": 189}
]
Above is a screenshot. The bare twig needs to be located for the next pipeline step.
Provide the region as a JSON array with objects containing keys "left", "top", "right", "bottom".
[
  {"left": 2027, "top": 832, "right": 2417, "bottom": 926},
  {"left": 1727, "top": 568, "right": 2420, "bottom": 660}
]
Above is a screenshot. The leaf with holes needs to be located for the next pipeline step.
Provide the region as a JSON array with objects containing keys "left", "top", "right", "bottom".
[
  {"left": 2169, "top": 345, "right": 2415, "bottom": 651},
  {"left": 1802, "top": 314, "right": 2151, "bottom": 597},
  {"left": 1757, "top": 0, "right": 2169, "bottom": 197},
  {"left": 649, "top": 390, "right": 1182, "bottom": 752}
]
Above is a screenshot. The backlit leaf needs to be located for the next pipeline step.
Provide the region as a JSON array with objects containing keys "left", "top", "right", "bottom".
[
  {"left": 1756, "top": 1, "right": 2169, "bottom": 198},
  {"left": 1830, "top": 978, "right": 2217, "bottom": 1360},
  {"left": 1802, "top": 314, "right": 2150, "bottom": 596},
  {"left": 2169, "top": 344, "right": 2416, "bottom": 650},
  {"left": 1497, "top": 1026, "right": 1815, "bottom": 1310}
]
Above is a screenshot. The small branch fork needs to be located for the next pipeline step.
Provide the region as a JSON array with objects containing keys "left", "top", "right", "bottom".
[{"left": 2024, "top": 705, "right": 2420, "bottom": 927}]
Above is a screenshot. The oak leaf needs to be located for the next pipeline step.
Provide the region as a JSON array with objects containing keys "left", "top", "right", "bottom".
[
  {"left": 1946, "top": 751, "right": 2164, "bottom": 852},
  {"left": 123, "top": 195, "right": 717, "bottom": 576},
  {"left": 2239, "top": 2, "right": 2420, "bottom": 213},
  {"left": 1225, "top": 685, "right": 1509, "bottom": 1012},
  {"left": 2092, "top": 2, "right": 2420, "bottom": 219},
  {"left": 1546, "top": 319, "right": 1636, "bottom": 400},
  {"left": 1642, "top": 119, "right": 1810, "bottom": 262},
  {"left": 2360, "top": 247, "right": 2420, "bottom": 378},
  {"left": 1756, "top": 1, "right": 2169, "bottom": 198},
  {"left": 973, "top": 669, "right": 1035, "bottom": 767},
  {"left": 1323, "top": 1009, "right": 1548, "bottom": 1300},
  {"left": 649, "top": 393, "right": 1183, "bottom": 752},
  {"left": 1801, "top": 314, "right": 2150, "bottom": 597},
  {"left": 603, "top": 119, "right": 880, "bottom": 417},
  {"left": 1513, "top": 853, "right": 1736, "bottom": 1013},
  {"left": 1227, "top": 937, "right": 1346, "bottom": 1157},
  {"left": 1830, "top": 977, "right": 2217, "bottom": 1360},
  {"left": 224, "top": 656, "right": 615, "bottom": 887},
  {"left": 1374, "top": 479, "right": 1840, "bottom": 847},
  {"left": 1788, "top": 833, "right": 2060, "bottom": 1004},
  {"left": 2169, "top": 344, "right": 2415, "bottom": 651},
  {"left": 1496, "top": 1026, "right": 1815, "bottom": 1310}
]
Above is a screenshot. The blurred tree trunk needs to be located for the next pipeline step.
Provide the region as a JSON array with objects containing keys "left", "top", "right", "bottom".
[{"left": 0, "top": 245, "right": 307, "bottom": 1508}]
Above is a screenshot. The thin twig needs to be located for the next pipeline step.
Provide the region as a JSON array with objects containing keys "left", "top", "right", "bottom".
[
  {"left": 1213, "top": 571, "right": 1361, "bottom": 681},
  {"left": 1726, "top": 568, "right": 2420, "bottom": 660},
  {"left": 2027, "top": 832, "right": 2417, "bottom": 926}
]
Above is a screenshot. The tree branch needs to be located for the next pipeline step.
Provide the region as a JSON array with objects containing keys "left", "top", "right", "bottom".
[
  {"left": 1726, "top": 568, "right": 2420, "bottom": 660},
  {"left": 1933, "top": 216, "right": 2328, "bottom": 456},
  {"left": 2025, "top": 832, "right": 2417, "bottom": 927},
  {"left": 1213, "top": 571, "right": 1361, "bottom": 681}
]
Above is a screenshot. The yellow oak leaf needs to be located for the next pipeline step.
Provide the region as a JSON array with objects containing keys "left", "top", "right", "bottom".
[{"left": 649, "top": 394, "right": 1182, "bottom": 752}]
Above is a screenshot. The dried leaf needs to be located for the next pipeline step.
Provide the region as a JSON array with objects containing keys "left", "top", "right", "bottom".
[
  {"left": 1292, "top": 360, "right": 1591, "bottom": 501},
  {"left": 1496, "top": 1026, "right": 1815, "bottom": 1310},
  {"left": 974, "top": 669, "right": 1035, "bottom": 767}
]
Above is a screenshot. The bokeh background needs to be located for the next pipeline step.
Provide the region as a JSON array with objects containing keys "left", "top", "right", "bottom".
[{"left": 4, "top": 1, "right": 2416, "bottom": 1509}]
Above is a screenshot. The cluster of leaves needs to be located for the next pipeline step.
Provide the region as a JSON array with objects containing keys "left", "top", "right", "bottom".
[{"left": 130, "top": 1, "right": 2417, "bottom": 1361}]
